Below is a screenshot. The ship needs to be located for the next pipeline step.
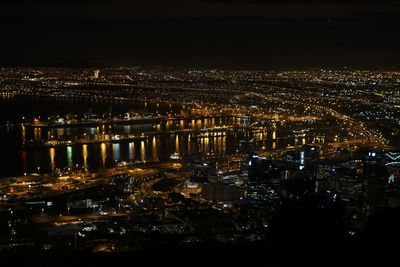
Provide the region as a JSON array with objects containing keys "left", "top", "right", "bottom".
[{"left": 170, "top": 152, "right": 182, "bottom": 160}]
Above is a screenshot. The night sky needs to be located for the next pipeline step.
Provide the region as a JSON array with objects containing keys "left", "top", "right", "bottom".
[{"left": 1, "top": 0, "right": 399, "bottom": 69}]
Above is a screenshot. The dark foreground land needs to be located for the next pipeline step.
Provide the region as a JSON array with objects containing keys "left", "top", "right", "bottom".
[{"left": 3, "top": 205, "right": 399, "bottom": 267}]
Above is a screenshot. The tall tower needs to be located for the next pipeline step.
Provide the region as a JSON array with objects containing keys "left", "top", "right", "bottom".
[{"left": 94, "top": 69, "right": 100, "bottom": 79}]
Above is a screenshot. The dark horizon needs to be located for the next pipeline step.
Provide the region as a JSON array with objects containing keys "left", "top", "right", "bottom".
[
  {"left": 1, "top": 57, "right": 400, "bottom": 71},
  {"left": 1, "top": 0, "right": 399, "bottom": 69},
  {"left": 2, "top": 59, "right": 400, "bottom": 71}
]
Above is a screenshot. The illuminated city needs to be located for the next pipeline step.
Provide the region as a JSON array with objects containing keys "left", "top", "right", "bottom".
[
  {"left": 1, "top": 67, "right": 400, "bottom": 264},
  {"left": 1, "top": 0, "right": 400, "bottom": 266}
]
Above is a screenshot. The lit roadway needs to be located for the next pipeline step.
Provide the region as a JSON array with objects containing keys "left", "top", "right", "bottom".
[
  {"left": 1, "top": 162, "right": 183, "bottom": 202},
  {"left": 246, "top": 92, "right": 390, "bottom": 149}
]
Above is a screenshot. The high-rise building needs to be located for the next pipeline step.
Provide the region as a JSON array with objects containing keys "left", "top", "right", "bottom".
[
  {"left": 299, "top": 145, "right": 320, "bottom": 170},
  {"left": 201, "top": 182, "right": 241, "bottom": 203}
]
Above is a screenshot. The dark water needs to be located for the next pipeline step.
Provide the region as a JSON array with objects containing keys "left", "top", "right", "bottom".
[
  {"left": 0, "top": 94, "right": 178, "bottom": 122},
  {"left": 0, "top": 96, "right": 324, "bottom": 177}
]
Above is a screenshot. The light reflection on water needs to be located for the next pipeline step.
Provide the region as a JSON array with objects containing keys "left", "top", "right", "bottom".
[
  {"left": 101, "top": 143, "right": 106, "bottom": 168},
  {"left": 49, "top": 147, "right": 55, "bottom": 174},
  {"left": 67, "top": 146, "right": 73, "bottom": 168},
  {"left": 0, "top": 106, "right": 329, "bottom": 177},
  {"left": 129, "top": 142, "right": 135, "bottom": 161},
  {"left": 0, "top": 124, "right": 328, "bottom": 177},
  {"left": 152, "top": 136, "right": 158, "bottom": 161},
  {"left": 140, "top": 140, "right": 146, "bottom": 162},
  {"left": 82, "top": 144, "right": 88, "bottom": 169}
]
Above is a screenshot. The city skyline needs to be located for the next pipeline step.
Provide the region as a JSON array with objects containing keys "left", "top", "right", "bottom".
[
  {"left": 1, "top": 1, "right": 400, "bottom": 266},
  {"left": 1, "top": 67, "right": 400, "bottom": 266}
]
